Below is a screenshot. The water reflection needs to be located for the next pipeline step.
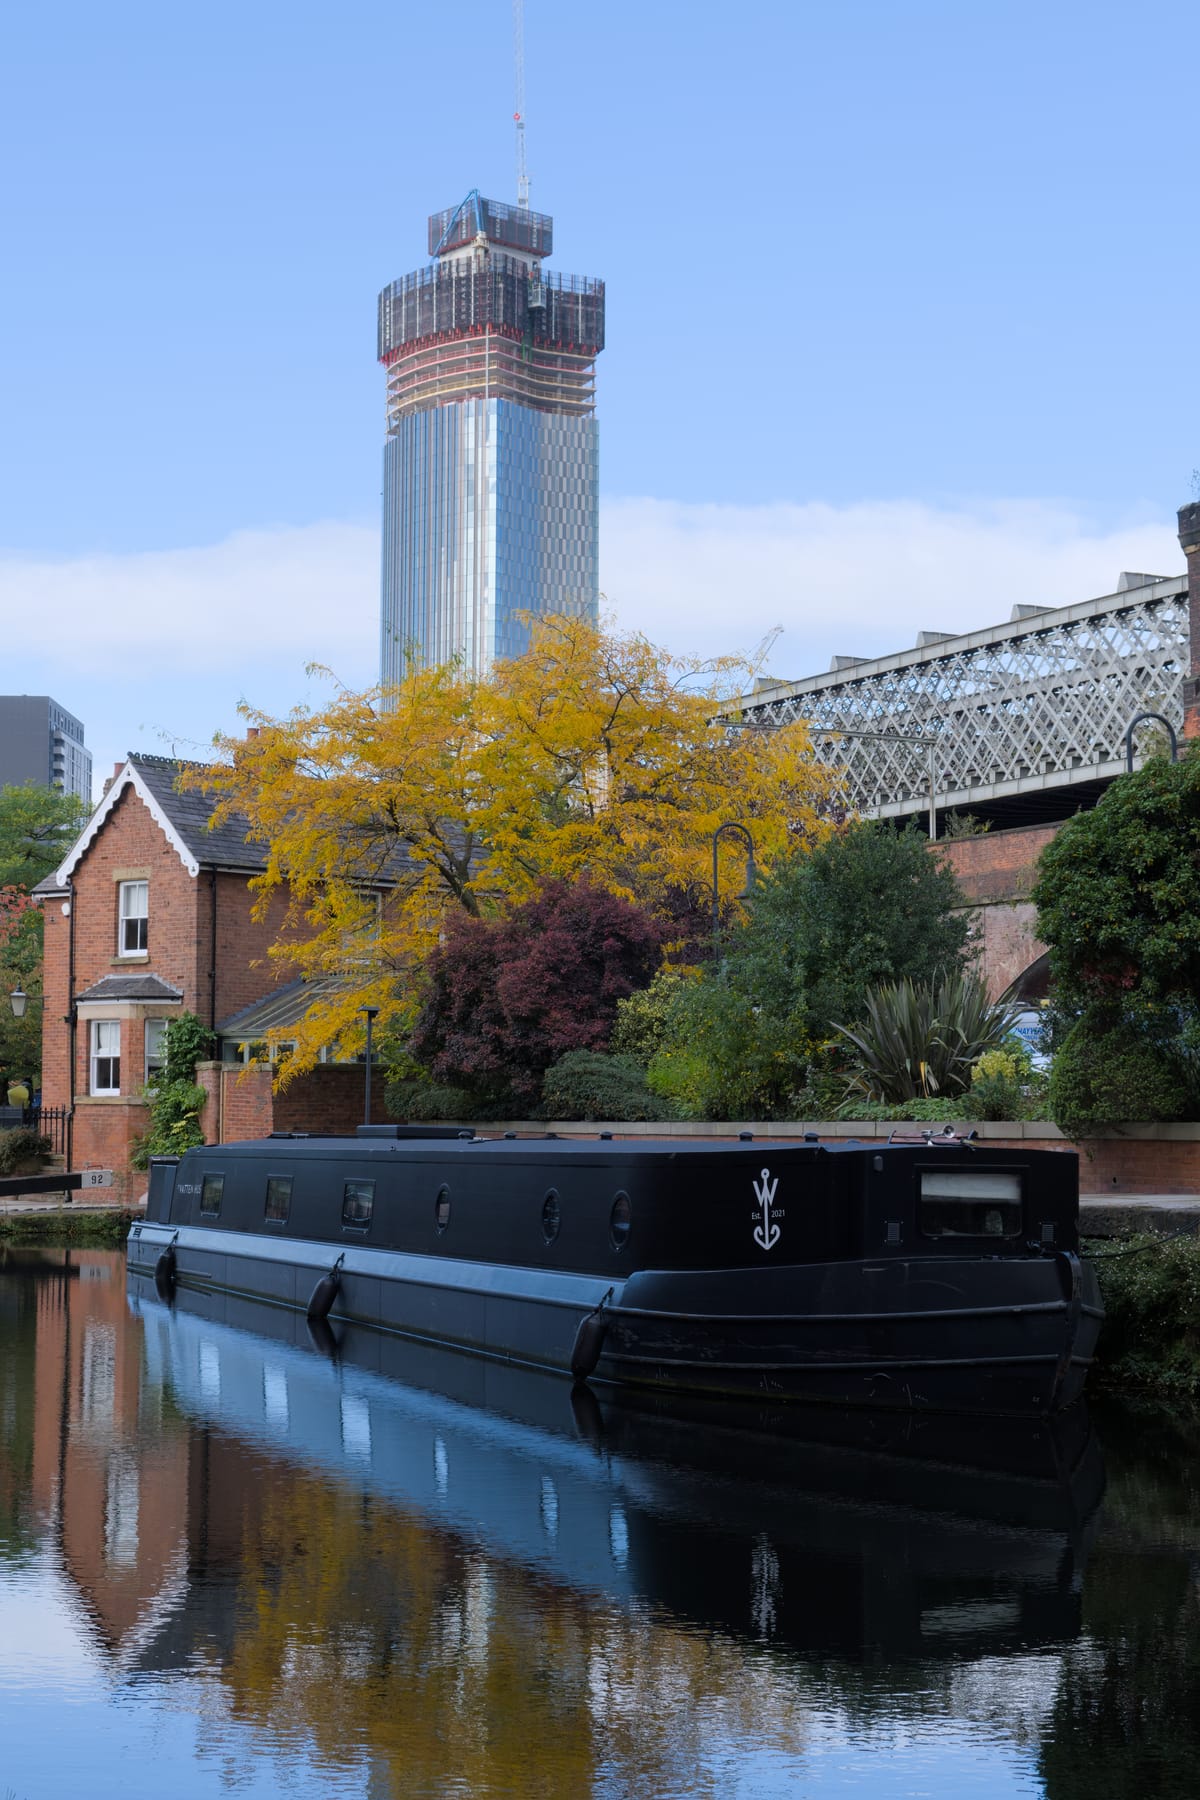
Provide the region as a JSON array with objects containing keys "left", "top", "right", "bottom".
[
  {"left": 0, "top": 1247, "right": 1195, "bottom": 1797},
  {"left": 125, "top": 1273, "right": 1103, "bottom": 1663}
]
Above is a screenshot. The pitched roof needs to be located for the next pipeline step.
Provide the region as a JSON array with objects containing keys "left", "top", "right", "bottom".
[
  {"left": 75, "top": 973, "right": 185, "bottom": 1004},
  {"left": 215, "top": 976, "right": 344, "bottom": 1040},
  {"left": 53, "top": 753, "right": 428, "bottom": 890},
  {"left": 54, "top": 754, "right": 266, "bottom": 882}
]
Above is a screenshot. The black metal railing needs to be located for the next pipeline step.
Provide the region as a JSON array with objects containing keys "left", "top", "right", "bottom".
[{"left": 0, "top": 1105, "right": 71, "bottom": 1159}]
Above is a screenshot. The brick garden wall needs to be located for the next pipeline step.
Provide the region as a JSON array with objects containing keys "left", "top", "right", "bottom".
[{"left": 195, "top": 1061, "right": 386, "bottom": 1144}]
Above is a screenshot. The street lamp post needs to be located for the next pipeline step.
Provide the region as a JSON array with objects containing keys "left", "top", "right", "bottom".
[
  {"left": 358, "top": 1006, "right": 380, "bottom": 1126},
  {"left": 9, "top": 987, "right": 26, "bottom": 1020},
  {"left": 1124, "top": 711, "right": 1179, "bottom": 772},
  {"left": 711, "top": 823, "right": 757, "bottom": 945}
]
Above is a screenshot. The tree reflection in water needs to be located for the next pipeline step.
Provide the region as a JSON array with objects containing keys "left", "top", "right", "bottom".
[
  {"left": 0, "top": 1250, "right": 1198, "bottom": 1798},
  {"left": 1040, "top": 1401, "right": 1200, "bottom": 1800}
]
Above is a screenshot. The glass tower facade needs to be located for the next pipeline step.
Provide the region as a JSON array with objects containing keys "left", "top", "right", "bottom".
[{"left": 378, "top": 194, "right": 604, "bottom": 682}]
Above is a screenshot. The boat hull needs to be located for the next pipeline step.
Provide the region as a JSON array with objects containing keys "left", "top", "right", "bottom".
[{"left": 127, "top": 1219, "right": 1101, "bottom": 1417}]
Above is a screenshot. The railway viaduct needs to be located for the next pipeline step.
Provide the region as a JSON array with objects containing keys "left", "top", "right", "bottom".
[{"left": 742, "top": 503, "right": 1200, "bottom": 997}]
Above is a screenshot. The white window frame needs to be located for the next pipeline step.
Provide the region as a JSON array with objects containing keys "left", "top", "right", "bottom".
[
  {"left": 118, "top": 881, "right": 148, "bottom": 957},
  {"left": 144, "top": 1017, "right": 169, "bottom": 1087},
  {"left": 90, "top": 1020, "right": 121, "bottom": 1096}
]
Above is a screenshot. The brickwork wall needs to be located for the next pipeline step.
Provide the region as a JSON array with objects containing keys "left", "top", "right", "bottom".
[
  {"left": 40, "top": 895, "right": 71, "bottom": 1113},
  {"left": 70, "top": 785, "right": 202, "bottom": 1016},
  {"left": 195, "top": 1062, "right": 274, "bottom": 1144},
  {"left": 36, "top": 781, "right": 315, "bottom": 1189},
  {"left": 71, "top": 1099, "right": 150, "bottom": 1206},
  {"left": 940, "top": 822, "right": 1062, "bottom": 904},
  {"left": 273, "top": 1065, "right": 387, "bottom": 1136},
  {"left": 193, "top": 1062, "right": 380, "bottom": 1144},
  {"left": 200, "top": 874, "right": 307, "bottom": 1029},
  {"left": 221, "top": 1064, "right": 276, "bottom": 1144},
  {"left": 938, "top": 822, "right": 1065, "bottom": 998}
]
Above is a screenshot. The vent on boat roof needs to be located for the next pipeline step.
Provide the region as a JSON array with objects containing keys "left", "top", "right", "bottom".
[{"left": 355, "top": 1124, "right": 476, "bottom": 1140}]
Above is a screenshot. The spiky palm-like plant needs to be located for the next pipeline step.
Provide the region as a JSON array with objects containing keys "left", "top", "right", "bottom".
[{"left": 834, "top": 974, "right": 1023, "bottom": 1105}]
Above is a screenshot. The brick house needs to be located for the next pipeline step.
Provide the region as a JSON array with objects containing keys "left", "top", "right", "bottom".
[{"left": 36, "top": 753, "right": 383, "bottom": 1203}]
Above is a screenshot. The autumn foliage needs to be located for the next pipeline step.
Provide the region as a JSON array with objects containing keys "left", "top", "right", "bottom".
[
  {"left": 406, "top": 880, "right": 664, "bottom": 1110},
  {"left": 194, "top": 615, "right": 838, "bottom": 1074}
]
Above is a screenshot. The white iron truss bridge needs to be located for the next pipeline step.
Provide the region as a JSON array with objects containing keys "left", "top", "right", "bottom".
[{"left": 738, "top": 575, "right": 1189, "bottom": 829}]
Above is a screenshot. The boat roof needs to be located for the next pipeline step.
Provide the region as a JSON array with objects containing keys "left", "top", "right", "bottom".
[{"left": 178, "top": 1130, "right": 1019, "bottom": 1163}]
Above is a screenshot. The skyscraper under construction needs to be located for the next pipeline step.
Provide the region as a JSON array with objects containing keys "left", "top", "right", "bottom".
[{"left": 377, "top": 192, "right": 605, "bottom": 681}]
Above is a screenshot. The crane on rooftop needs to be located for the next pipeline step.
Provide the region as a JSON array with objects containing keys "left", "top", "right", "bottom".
[{"left": 513, "top": 0, "right": 530, "bottom": 208}]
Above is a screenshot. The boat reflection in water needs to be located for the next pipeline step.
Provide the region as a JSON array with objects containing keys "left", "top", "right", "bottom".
[{"left": 127, "top": 1274, "right": 1104, "bottom": 1665}]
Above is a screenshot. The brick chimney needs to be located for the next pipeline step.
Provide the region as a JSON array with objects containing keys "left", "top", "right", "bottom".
[{"left": 1178, "top": 501, "right": 1200, "bottom": 737}]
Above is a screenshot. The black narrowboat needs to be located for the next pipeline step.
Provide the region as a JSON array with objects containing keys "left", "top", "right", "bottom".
[{"left": 126, "top": 1125, "right": 1103, "bottom": 1416}]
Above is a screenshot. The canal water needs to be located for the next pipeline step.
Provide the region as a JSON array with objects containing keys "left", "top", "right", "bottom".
[{"left": 0, "top": 1249, "right": 1196, "bottom": 1799}]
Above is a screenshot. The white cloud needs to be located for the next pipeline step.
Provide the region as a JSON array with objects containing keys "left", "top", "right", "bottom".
[
  {"left": 0, "top": 520, "right": 379, "bottom": 675},
  {"left": 1, "top": 498, "right": 1183, "bottom": 796},
  {"left": 601, "top": 497, "right": 1183, "bottom": 679},
  {"left": 1, "top": 521, "right": 380, "bottom": 789}
]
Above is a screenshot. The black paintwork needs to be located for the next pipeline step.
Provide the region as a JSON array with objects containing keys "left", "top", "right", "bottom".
[
  {"left": 132, "top": 1130, "right": 1101, "bottom": 1416},
  {"left": 146, "top": 1132, "right": 1081, "bottom": 1274}
]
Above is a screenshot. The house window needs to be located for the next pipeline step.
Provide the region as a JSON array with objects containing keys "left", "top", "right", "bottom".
[
  {"left": 90, "top": 1021, "right": 120, "bottom": 1095},
  {"left": 118, "top": 881, "right": 148, "bottom": 956},
  {"left": 145, "top": 1018, "right": 169, "bottom": 1085}
]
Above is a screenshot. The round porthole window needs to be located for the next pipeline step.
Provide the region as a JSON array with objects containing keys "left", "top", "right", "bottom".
[
  {"left": 435, "top": 1185, "right": 451, "bottom": 1234},
  {"left": 609, "top": 1192, "right": 632, "bottom": 1251},
  {"left": 541, "top": 1189, "right": 561, "bottom": 1244}
]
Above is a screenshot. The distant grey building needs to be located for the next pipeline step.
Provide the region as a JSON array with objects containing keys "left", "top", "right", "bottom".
[{"left": 0, "top": 696, "right": 92, "bottom": 801}]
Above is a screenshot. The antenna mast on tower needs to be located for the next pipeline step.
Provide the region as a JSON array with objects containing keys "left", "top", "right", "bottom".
[{"left": 513, "top": 0, "right": 530, "bottom": 208}]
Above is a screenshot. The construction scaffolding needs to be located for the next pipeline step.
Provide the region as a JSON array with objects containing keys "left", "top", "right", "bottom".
[
  {"left": 378, "top": 255, "right": 604, "bottom": 364},
  {"left": 427, "top": 194, "right": 553, "bottom": 259}
]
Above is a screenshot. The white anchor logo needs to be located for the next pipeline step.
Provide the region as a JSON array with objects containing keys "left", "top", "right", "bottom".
[{"left": 753, "top": 1167, "right": 780, "bottom": 1251}]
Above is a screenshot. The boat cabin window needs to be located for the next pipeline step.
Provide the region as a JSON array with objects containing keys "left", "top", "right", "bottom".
[
  {"left": 609, "top": 1192, "right": 632, "bottom": 1251},
  {"left": 342, "top": 1180, "right": 374, "bottom": 1229},
  {"left": 264, "top": 1176, "right": 292, "bottom": 1224},
  {"left": 919, "top": 1170, "right": 1022, "bottom": 1240},
  {"left": 435, "top": 1186, "right": 451, "bottom": 1234},
  {"left": 541, "top": 1189, "right": 560, "bottom": 1244},
  {"left": 199, "top": 1173, "right": 224, "bottom": 1219}
]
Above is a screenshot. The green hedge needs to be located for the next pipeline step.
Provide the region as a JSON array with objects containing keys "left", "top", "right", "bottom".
[
  {"left": 541, "top": 1051, "right": 677, "bottom": 1122},
  {"left": 1087, "top": 1232, "right": 1200, "bottom": 1396},
  {"left": 0, "top": 1128, "right": 51, "bottom": 1176}
]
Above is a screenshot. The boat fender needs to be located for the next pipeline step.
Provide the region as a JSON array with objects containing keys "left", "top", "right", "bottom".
[
  {"left": 306, "top": 1315, "right": 339, "bottom": 1360},
  {"left": 307, "top": 1253, "right": 345, "bottom": 1323},
  {"left": 570, "top": 1286, "right": 614, "bottom": 1383},
  {"left": 570, "top": 1381, "right": 605, "bottom": 1446},
  {"left": 154, "top": 1238, "right": 178, "bottom": 1297}
]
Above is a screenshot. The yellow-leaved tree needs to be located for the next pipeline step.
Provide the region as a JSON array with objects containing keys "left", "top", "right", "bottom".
[{"left": 193, "top": 615, "right": 839, "bottom": 1071}]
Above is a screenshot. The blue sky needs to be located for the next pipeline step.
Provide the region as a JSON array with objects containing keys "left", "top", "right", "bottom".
[{"left": 1, "top": 0, "right": 1195, "bottom": 788}]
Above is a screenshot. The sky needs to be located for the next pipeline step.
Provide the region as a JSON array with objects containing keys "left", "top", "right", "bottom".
[{"left": 1, "top": 0, "right": 1196, "bottom": 791}]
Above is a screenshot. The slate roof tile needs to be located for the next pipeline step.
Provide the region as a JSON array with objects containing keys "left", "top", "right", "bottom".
[{"left": 75, "top": 973, "right": 185, "bottom": 1004}]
